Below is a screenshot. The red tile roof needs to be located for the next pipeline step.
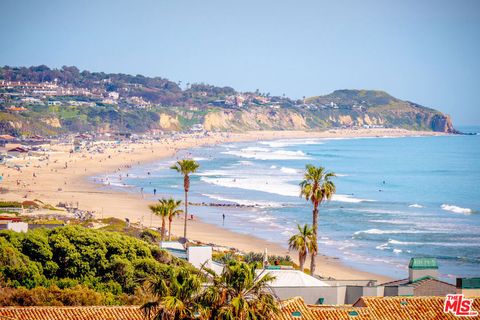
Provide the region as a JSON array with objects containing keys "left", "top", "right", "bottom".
[
  {"left": 273, "top": 296, "right": 480, "bottom": 320},
  {"left": 0, "top": 306, "right": 144, "bottom": 320},
  {"left": 356, "top": 296, "right": 480, "bottom": 319},
  {"left": 1, "top": 296, "right": 479, "bottom": 320}
]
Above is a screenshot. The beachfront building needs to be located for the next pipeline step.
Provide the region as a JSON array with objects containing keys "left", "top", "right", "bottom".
[
  {"left": 262, "top": 266, "right": 384, "bottom": 305},
  {"left": 381, "top": 258, "right": 456, "bottom": 297},
  {"left": 262, "top": 258, "right": 467, "bottom": 305},
  {"left": 457, "top": 278, "right": 480, "bottom": 297},
  {"left": 161, "top": 241, "right": 224, "bottom": 274},
  {"left": 0, "top": 221, "right": 28, "bottom": 232}
]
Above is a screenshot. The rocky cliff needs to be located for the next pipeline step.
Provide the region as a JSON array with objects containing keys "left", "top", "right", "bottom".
[{"left": 155, "top": 90, "right": 455, "bottom": 133}]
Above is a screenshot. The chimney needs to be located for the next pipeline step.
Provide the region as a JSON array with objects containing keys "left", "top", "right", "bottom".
[{"left": 408, "top": 257, "right": 438, "bottom": 282}]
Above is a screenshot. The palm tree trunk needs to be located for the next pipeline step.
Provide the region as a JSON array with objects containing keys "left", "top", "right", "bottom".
[
  {"left": 310, "top": 206, "right": 319, "bottom": 276},
  {"left": 161, "top": 217, "right": 166, "bottom": 243},
  {"left": 183, "top": 189, "right": 188, "bottom": 239},
  {"left": 168, "top": 217, "right": 173, "bottom": 241},
  {"left": 299, "top": 253, "right": 305, "bottom": 272}
]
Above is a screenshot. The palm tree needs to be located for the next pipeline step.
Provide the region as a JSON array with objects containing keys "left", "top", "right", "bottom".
[
  {"left": 142, "top": 267, "right": 206, "bottom": 320},
  {"left": 170, "top": 159, "right": 200, "bottom": 239},
  {"left": 163, "top": 198, "right": 183, "bottom": 241},
  {"left": 149, "top": 203, "right": 168, "bottom": 243},
  {"left": 288, "top": 224, "right": 315, "bottom": 272},
  {"left": 300, "top": 165, "right": 336, "bottom": 276},
  {"left": 201, "top": 261, "right": 279, "bottom": 319}
]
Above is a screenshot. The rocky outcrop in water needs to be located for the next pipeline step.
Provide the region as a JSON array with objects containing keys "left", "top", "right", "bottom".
[{"left": 431, "top": 114, "right": 456, "bottom": 133}]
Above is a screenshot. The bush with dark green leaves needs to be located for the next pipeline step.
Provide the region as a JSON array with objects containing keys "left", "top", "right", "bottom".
[{"left": 0, "top": 226, "right": 193, "bottom": 305}]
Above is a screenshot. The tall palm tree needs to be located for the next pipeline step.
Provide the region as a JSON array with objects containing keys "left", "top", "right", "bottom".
[
  {"left": 170, "top": 159, "right": 200, "bottom": 239},
  {"left": 288, "top": 224, "right": 315, "bottom": 272},
  {"left": 163, "top": 198, "right": 183, "bottom": 241},
  {"left": 201, "top": 261, "right": 279, "bottom": 320},
  {"left": 149, "top": 203, "right": 168, "bottom": 243},
  {"left": 300, "top": 165, "right": 336, "bottom": 276}
]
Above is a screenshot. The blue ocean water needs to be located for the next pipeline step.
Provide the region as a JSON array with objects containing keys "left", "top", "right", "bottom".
[{"left": 98, "top": 128, "right": 480, "bottom": 280}]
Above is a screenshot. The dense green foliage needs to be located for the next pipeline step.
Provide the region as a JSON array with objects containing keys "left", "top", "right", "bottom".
[
  {"left": 0, "top": 226, "right": 193, "bottom": 305},
  {"left": 1, "top": 65, "right": 183, "bottom": 105},
  {"left": 212, "top": 251, "right": 294, "bottom": 268}
]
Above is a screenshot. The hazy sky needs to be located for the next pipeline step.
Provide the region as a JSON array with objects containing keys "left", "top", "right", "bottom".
[{"left": 1, "top": 0, "right": 479, "bottom": 125}]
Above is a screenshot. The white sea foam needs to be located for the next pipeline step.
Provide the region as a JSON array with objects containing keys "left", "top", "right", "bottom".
[
  {"left": 441, "top": 204, "right": 473, "bottom": 214},
  {"left": 393, "top": 249, "right": 403, "bottom": 254},
  {"left": 409, "top": 204, "right": 424, "bottom": 208},
  {"left": 201, "top": 176, "right": 298, "bottom": 197},
  {"left": 252, "top": 216, "right": 276, "bottom": 223},
  {"left": 388, "top": 239, "right": 419, "bottom": 245},
  {"left": 201, "top": 176, "right": 375, "bottom": 202},
  {"left": 354, "top": 228, "right": 424, "bottom": 236},
  {"left": 386, "top": 238, "right": 479, "bottom": 247},
  {"left": 108, "top": 181, "right": 133, "bottom": 187},
  {"left": 335, "top": 173, "right": 349, "bottom": 177},
  {"left": 202, "top": 194, "right": 284, "bottom": 208},
  {"left": 280, "top": 167, "right": 300, "bottom": 174},
  {"left": 259, "top": 139, "right": 323, "bottom": 148},
  {"left": 369, "top": 219, "right": 412, "bottom": 225},
  {"left": 375, "top": 243, "right": 391, "bottom": 250},
  {"left": 347, "top": 208, "right": 407, "bottom": 215},
  {"left": 223, "top": 147, "right": 310, "bottom": 160},
  {"left": 196, "top": 170, "right": 230, "bottom": 177},
  {"left": 193, "top": 157, "right": 209, "bottom": 161},
  {"left": 332, "top": 194, "right": 375, "bottom": 203},
  {"left": 237, "top": 160, "right": 254, "bottom": 166}
]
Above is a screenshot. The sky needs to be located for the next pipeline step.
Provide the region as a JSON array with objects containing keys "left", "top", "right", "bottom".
[{"left": 1, "top": 0, "right": 479, "bottom": 125}]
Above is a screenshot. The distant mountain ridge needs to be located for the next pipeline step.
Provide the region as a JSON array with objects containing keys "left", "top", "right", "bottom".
[{"left": 0, "top": 65, "right": 456, "bottom": 136}]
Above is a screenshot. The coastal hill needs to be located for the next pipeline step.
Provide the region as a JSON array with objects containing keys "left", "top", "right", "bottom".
[{"left": 0, "top": 65, "right": 455, "bottom": 136}]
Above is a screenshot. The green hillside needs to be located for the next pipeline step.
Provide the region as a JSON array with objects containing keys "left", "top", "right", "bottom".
[{"left": 0, "top": 66, "right": 456, "bottom": 135}]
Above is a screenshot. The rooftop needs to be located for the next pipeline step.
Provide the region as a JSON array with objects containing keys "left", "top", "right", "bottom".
[
  {"left": 458, "top": 278, "right": 480, "bottom": 289},
  {"left": 0, "top": 306, "right": 144, "bottom": 320},
  {"left": 1, "top": 296, "right": 479, "bottom": 320},
  {"left": 259, "top": 269, "right": 330, "bottom": 287},
  {"left": 274, "top": 296, "right": 480, "bottom": 320},
  {"left": 381, "top": 276, "right": 455, "bottom": 288},
  {"left": 409, "top": 257, "right": 438, "bottom": 270}
]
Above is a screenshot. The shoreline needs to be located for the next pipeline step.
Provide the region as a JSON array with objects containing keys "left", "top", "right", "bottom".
[{"left": 0, "top": 129, "right": 446, "bottom": 282}]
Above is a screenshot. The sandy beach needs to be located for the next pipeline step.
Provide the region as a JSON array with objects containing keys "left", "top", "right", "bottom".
[{"left": 0, "top": 128, "right": 445, "bottom": 283}]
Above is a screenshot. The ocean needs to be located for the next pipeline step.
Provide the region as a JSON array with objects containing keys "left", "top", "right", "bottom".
[{"left": 96, "top": 127, "right": 480, "bottom": 281}]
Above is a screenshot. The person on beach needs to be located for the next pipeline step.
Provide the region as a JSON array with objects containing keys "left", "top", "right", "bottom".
[
  {"left": 153, "top": 188, "right": 157, "bottom": 195},
  {"left": 222, "top": 213, "right": 225, "bottom": 225}
]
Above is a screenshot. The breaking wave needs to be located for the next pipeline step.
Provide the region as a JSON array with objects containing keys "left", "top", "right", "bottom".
[
  {"left": 409, "top": 204, "right": 424, "bottom": 208},
  {"left": 441, "top": 204, "right": 473, "bottom": 214},
  {"left": 223, "top": 147, "right": 310, "bottom": 160}
]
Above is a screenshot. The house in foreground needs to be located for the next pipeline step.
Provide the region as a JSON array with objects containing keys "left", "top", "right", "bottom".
[
  {"left": 381, "top": 257, "right": 456, "bottom": 297},
  {"left": 160, "top": 241, "right": 224, "bottom": 275},
  {"left": 261, "top": 257, "right": 467, "bottom": 305}
]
